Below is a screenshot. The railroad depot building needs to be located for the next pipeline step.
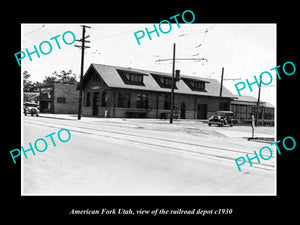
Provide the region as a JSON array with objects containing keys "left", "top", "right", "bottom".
[
  {"left": 38, "top": 83, "right": 79, "bottom": 113},
  {"left": 81, "top": 63, "right": 236, "bottom": 119}
]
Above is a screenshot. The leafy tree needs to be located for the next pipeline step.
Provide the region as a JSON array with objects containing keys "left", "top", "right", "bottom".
[
  {"left": 42, "top": 70, "right": 78, "bottom": 85},
  {"left": 23, "top": 71, "right": 35, "bottom": 92},
  {"left": 23, "top": 70, "right": 78, "bottom": 92},
  {"left": 42, "top": 76, "right": 57, "bottom": 84}
]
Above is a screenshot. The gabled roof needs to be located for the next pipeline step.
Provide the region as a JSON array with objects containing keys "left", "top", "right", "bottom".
[
  {"left": 232, "top": 95, "right": 274, "bottom": 108},
  {"left": 231, "top": 95, "right": 263, "bottom": 106},
  {"left": 234, "top": 95, "right": 260, "bottom": 102},
  {"left": 84, "top": 63, "right": 236, "bottom": 98}
]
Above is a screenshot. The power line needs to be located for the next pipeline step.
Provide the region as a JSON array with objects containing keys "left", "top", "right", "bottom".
[
  {"left": 223, "top": 78, "right": 241, "bottom": 81},
  {"left": 24, "top": 25, "right": 45, "bottom": 36},
  {"left": 155, "top": 57, "right": 208, "bottom": 62},
  {"left": 90, "top": 27, "right": 139, "bottom": 42}
]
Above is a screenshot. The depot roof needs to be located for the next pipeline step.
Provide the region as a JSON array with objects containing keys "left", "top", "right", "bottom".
[{"left": 83, "top": 63, "right": 236, "bottom": 98}]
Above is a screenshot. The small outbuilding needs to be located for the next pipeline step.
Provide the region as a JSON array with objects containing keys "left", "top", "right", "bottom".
[{"left": 38, "top": 83, "right": 79, "bottom": 114}]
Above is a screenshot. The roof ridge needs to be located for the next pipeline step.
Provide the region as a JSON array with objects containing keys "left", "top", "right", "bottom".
[
  {"left": 87, "top": 63, "right": 236, "bottom": 98},
  {"left": 91, "top": 63, "right": 213, "bottom": 81}
]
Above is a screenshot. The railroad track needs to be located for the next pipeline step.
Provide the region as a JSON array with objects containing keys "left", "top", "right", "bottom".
[{"left": 23, "top": 118, "right": 275, "bottom": 172}]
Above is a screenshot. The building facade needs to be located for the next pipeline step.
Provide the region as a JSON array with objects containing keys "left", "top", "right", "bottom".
[
  {"left": 230, "top": 95, "right": 274, "bottom": 125},
  {"left": 81, "top": 64, "right": 236, "bottom": 119},
  {"left": 39, "top": 83, "right": 79, "bottom": 114}
]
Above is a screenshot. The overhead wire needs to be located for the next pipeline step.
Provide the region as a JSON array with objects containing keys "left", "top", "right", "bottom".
[
  {"left": 24, "top": 25, "right": 45, "bottom": 36},
  {"left": 89, "top": 27, "right": 143, "bottom": 42}
]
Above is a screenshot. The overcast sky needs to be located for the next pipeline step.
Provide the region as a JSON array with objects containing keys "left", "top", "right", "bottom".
[{"left": 21, "top": 23, "right": 276, "bottom": 105}]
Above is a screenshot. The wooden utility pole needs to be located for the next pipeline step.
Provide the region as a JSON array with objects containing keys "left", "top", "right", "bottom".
[
  {"left": 155, "top": 44, "right": 207, "bottom": 124},
  {"left": 75, "top": 25, "right": 91, "bottom": 120},
  {"left": 219, "top": 67, "right": 224, "bottom": 110},
  {"left": 170, "top": 43, "right": 176, "bottom": 124},
  {"left": 256, "top": 80, "right": 262, "bottom": 126},
  {"left": 255, "top": 83, "right": 274, "bottom": 126}
]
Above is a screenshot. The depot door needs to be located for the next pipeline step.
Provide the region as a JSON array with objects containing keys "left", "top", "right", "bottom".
[
  {"left": 180, "top": 102, "right": 186, "bottom": 119},
  {"left": 92, "top": 92, "right": 99, "bottom": 116},
  {"left": 197, "top": 104, "right": 207, "bottom": 119}
]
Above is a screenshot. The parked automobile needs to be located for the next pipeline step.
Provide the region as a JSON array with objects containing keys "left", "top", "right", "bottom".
[
  {"left": 24, "top": 102, "right": 40, "bottom": 116},
  {"left": 208, "top": 111, "right": 235, "bottom": 127}
]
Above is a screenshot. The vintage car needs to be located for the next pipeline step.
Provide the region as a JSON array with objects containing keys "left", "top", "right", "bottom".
[
  {"left": 24, "top": 102, "right": 40, "bottom": 116},
  {"left": 207, "top": 111, "right": 235, "bottom": 127}
]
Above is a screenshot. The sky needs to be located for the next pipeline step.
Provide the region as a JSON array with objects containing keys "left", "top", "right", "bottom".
[{"left": 21, "top": 23, "right": 276, "bottom": 105}]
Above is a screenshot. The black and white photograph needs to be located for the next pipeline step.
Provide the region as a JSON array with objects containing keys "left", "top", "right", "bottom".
[
  {"left": 4, "top": 4, "right": 298, "bottom": 220},
  {"left": 21, "top": 23, "right": 276, "bottom": 195}
]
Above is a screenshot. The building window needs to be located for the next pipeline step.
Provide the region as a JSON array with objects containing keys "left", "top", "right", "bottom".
[
  {"left": 136, "top": 93, "right": 148, "bottom": 109},
  {"left": 257, "top": 107, "right": 263, "bottom": 119},
  {"left": 118, "top": 92, "right": 130, "bottom": 108},
  {"left": 117, "top": 70, "right": 145, "bottom": 86},
  {"left": 101, "top": 92, "right": 107, "bottom": 107},
  {"left": 231, "top": 104, "right": 237, "bottom": 116},
  {"left": 182, "top": 78, "right": 207, "bottom": 92},
  {"left": 160, "top": 77, "right": 172, "bottom": 87},
  {"left": 264, "top": 107, "right": 274, "bottom": 119},
  {"left": 163, "top": 93, "right": 171, "bottom": 110},
  {"left": 57, "top": 97, "right": 66, "bottom": 103},
  {"left": 248, "top": 106, "right": 255, "bottom": 118},
  {"left": 237, "top": 105, "right": 247, "bottom": 119},
  {"left": 151, "top": 73, "right": 176, "bottom": 89},
  {"left": 131, "top": 74, "right": 143, "bottom": 83},
  {"left": 232, "top": 104, "right": 249, "bottom": 119},
  {"left": 190, "top": 80, "right": 205, "bottom": 90}
]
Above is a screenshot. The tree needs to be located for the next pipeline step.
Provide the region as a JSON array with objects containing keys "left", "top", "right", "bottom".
[
  {"left": 23, "top": 71, "right": 35, "bottom": 92},
  {"left": 42, "top": 70, "right": 78, "bottom": 85},
  {"left": 23, "top": 70, "right": 78, "bottom": 92},
  {"left": 42, "top": 76, "right": 57, "bottom": 84}
]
